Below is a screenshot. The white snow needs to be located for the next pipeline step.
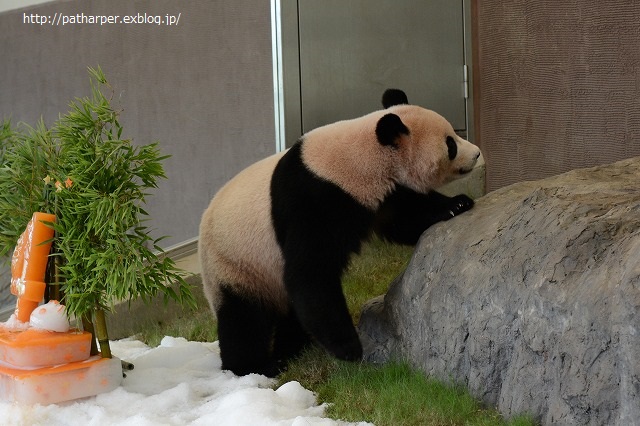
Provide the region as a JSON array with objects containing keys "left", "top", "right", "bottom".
[
  {"left": 2, "top": 314, "right": 30, "bottom": 331},
  {"left": 0, "top": 336, "right": 372, "bottom": 426}
]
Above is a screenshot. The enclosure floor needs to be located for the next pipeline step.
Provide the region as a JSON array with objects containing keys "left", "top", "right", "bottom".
[{"left": 175, "top": 251, "right": 201, "bottom": 276}]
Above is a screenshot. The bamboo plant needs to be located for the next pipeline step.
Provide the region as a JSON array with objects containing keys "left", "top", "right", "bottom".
[{"left": 0, "top": 67, "right": 195, "bottom": 357}]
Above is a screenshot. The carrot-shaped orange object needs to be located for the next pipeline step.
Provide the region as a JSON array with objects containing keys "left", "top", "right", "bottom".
[{"left": 10, "top": 212, "right": 56, "bottom": 322}]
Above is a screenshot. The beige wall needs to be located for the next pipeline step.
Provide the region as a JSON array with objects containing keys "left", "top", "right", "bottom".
[{"left": 474, "top": 0, "right": 640, "bottom": 191}]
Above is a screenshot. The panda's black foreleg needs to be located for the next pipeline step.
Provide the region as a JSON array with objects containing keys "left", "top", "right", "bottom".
[
  {"left": 375, "top": 186, "right": 474, "bottom": 245},
  {"left": 283, "top": 265, "right": 362, "bottom": 362},
  {"left": 216, "top": 285, "right": 279, "bottom": 377}
]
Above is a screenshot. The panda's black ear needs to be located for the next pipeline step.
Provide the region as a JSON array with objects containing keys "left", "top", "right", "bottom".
[
  {"left": 382, "top": 89, "right": 409, "bottom": 108},
  {"left": 376, "top": 113, "right": 410, "bottom": 147}
]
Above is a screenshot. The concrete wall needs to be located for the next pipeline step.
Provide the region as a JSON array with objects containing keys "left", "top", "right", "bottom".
[{"left": 0, "top": 0, "right": 276, "bottom": 248}]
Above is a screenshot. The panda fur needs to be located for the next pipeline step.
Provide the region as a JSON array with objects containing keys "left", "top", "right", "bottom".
[{"left": 199, "top": 89, "right": 481, "bottom": 377}]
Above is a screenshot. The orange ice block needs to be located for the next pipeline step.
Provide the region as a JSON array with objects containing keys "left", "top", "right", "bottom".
[
  {"left": 0, "top": 326, "right": 92, "bottom": 368},
  {"left": 0, "top": 356, "right": 123, "bottom": 405},
  {"left": 10, "top": 212, "right": 56, "bottom": 322}
]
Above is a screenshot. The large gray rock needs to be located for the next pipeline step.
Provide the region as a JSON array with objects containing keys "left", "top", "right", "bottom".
[{"left": 359, "top": 157, "right": 640, "bottom": 425}]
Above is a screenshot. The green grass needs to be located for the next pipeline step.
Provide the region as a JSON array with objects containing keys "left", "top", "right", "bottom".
[
  {"left": 342, "top": 238, "right": 414, "bottom": 323},
  {"left": 278, "top": 346, "right": 534, "bottom": 426},
  {"left": 135, "top": 238, "right": 535, "bottom": 425}
]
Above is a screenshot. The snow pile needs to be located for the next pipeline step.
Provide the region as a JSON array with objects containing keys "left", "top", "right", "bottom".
[{"left": 0, "top": 336, "right": 372, "bottom": 426}]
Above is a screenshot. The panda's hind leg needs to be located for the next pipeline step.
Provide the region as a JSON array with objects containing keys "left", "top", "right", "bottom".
[
  {"left": 216, "top": 285, "right": 279, "bottom": 377},
  {"left": 272, "top": 307, "right": 312, "bottom": 369}
]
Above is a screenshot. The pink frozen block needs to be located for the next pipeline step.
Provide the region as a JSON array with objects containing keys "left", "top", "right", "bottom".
[
  {"left": 0, "top": 356, "right": 123, "bottom": 405},
  {"left": 0, "top": 326, "right": 92, "bottom": 368}
]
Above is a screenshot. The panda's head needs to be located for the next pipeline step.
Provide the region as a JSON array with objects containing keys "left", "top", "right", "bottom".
[{"left": 378, "top": 89, "right": 481, "bottom": 193}]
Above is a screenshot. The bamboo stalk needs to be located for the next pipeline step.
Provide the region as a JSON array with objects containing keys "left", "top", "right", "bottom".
[
  {"left": 44, "top": 252, "right": 55, "bottom": 303},
  {"left": 45, "top": 215, "right": 62, "bottom": 303},
  {"left": 49, "top": 253, "right": 62, "bottom": 302},
  {"left": 82, "top": 314, "right": 99, "bottom": 356},
  {"left": 95, "top": 308, "right": 112, "bottom": 358}
]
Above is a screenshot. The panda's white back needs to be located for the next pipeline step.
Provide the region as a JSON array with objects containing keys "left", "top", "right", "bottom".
[{"left": 199, "top": 151, "right": 288, "bottom": 312}]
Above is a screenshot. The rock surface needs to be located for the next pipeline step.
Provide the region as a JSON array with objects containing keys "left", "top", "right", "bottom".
[{"left": 359, "top": 157, "right": 640, "bottom": 425}]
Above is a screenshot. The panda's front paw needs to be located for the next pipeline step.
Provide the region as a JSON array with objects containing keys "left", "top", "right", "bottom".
[{"left": 442, "top": 194, "right": 474, "bottom": 220}]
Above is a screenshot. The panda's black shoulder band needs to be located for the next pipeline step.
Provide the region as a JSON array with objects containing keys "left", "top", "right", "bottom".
[{"left": 376, "top": 113, "right": 410, "bottom": 147}]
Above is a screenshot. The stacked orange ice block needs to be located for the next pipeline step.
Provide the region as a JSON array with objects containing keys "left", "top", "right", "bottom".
[
  {"left": 0, "top": 339, "right": 123, "bottom": 405},
  {"left": 0, "top": 212, "right": 122, "bottom": 404},
  {"left": 10, "top": 212, "right": 57, "bottom": 322}
]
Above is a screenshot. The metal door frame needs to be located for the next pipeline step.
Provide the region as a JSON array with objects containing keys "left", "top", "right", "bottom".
[{"left": 271, "top": 0, "right": 475, "bottom": 152}]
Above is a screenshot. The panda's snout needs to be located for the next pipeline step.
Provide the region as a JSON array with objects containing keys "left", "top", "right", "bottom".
[{"left": 458, "top": 148, "right": 481, "bottom": 175}]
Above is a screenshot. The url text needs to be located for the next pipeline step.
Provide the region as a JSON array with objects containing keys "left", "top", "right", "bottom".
[{"left": 23, "top": 12, "right": 181, "bottom": 26}]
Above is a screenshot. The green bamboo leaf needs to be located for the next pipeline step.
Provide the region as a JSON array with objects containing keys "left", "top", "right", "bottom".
[{"left": 1, "top": 67, "right": 195, "bottom": 329}]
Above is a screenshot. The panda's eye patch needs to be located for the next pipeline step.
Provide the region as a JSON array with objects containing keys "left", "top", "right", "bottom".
[{"left": 446, "top": 136, "right": 457, "bottom": 160}]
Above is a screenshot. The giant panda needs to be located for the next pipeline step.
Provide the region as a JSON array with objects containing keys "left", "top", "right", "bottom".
[{"left": 199, "top": 89, "right": 481, "bottom": 377}]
